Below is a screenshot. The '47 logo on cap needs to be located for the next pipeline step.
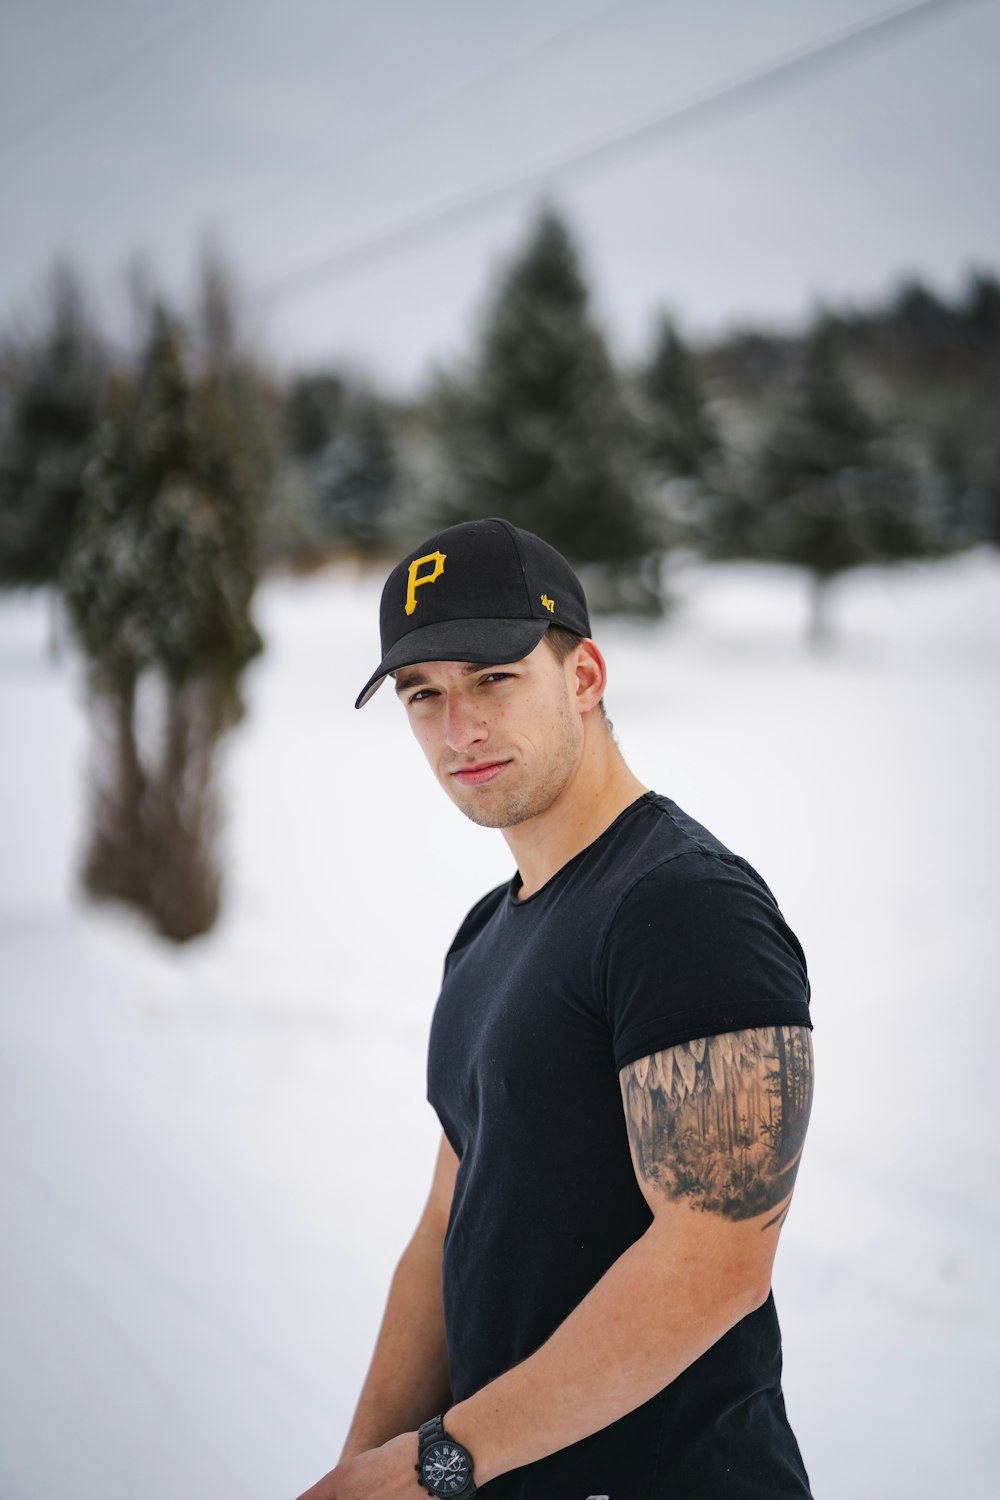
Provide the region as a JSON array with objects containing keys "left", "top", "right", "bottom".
[{"left": 405, "top": 550, "right": 447, "bottom": 615}]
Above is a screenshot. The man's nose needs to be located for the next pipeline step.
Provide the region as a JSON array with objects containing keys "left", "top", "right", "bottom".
[{"left": 444, "top": 695, "right": 487, "bottom": 753}]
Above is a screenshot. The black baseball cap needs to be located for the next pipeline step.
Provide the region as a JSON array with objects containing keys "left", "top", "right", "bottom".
[{"left": 355, "top": 518, "right": 592, "bottom": 708}]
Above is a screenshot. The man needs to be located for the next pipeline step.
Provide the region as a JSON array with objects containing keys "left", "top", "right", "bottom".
[{"left": 297, "top": 517, "right": 814, "bottom": 1499}]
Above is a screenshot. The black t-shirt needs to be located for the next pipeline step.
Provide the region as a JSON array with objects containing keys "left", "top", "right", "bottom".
[{"left": 427, "top": 791, "right": 813, "bottom": 1498}]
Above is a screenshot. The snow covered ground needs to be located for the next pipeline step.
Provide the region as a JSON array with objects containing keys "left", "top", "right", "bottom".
[{"left": 1, "top": 548, "right": 998, "bottom": 1499}]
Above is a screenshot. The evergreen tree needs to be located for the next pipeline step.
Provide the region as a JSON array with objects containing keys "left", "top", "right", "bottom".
[
  {"left": 943, "top": 271, "right": 1000, "bottom": 548},
  {"left": 63, "top": 305, "right": 263, "bottom": 942},
  {"left": 432, "top": 207, "right": 657, "bottom": 611},
  {"left": 314, "top": 389, "right": 398, "bottom": 548},
  {"left": 285, "top": 373, "right": 346, "bottom": 462},
  {"left": 963, "top": 270, "right": 1000, "bottom": 347},
  {"left": 0, "top": 265, "right": 106, "bottom": 605},
  {"left": 192, "top": 246, "right": 277, "bottom": 509},
  {"left": 886, "top": 279, "right": 957, "bottom": 365},
  {"left": 280, "top": 373, "right": 399, "bottom": 553},
  {"left": 752, "top": 317, "right": 938, "bottom": 645},
  {"left": 638, "top": 313, "right": 721, "bottom": 481},
  {"left": 635, "top": 311, "right": 727, "bottom": 555}
]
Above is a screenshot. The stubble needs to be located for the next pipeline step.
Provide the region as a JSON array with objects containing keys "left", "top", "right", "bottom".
[{"left": 444, "top": 694, "right": 582, "bottom": 830}]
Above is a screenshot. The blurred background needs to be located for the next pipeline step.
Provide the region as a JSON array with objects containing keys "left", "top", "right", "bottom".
[{"left": 1, "top": 1, "right": 998, "bottom": 1496}]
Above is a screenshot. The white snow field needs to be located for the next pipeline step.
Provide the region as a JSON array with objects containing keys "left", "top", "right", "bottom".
[{"left": 1, "top": 548, "right": 998, "bottom": 1500}]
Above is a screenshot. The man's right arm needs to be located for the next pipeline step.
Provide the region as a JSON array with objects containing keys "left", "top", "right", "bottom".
[{"left": 338, "top": 1132, "right": 458, "bottom": 1460}]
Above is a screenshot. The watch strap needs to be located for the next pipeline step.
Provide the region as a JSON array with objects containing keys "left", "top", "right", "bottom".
[
  {"left": 418, "top": 1414, "right": 447, "bottom": 1458},
  {"left": 415, "top": 1414, "right": 477, "bottom": 1498}
]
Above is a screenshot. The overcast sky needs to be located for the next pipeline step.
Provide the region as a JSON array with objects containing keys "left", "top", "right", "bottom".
[{"left": 2, "top": 0, "right": 998, "bottom": 388}]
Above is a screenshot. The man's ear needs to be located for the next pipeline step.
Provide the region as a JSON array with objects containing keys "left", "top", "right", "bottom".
[{"left": 572, "top": 638, "right": 607, "bottom": 714}]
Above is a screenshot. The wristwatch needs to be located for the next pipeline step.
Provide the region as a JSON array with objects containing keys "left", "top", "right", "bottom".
[{"left": 415, "top": 1413, "right": 477, "bottom": 1498}]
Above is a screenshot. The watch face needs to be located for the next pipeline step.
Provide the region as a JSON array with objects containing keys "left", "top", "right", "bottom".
[{"left": 421, "top": 1439, "right": 471, "bottom": 1495}]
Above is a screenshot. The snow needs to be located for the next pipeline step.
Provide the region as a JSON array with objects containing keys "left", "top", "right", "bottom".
[{"left": 2, "top": 548, "right": 998, "bottom": 1499}]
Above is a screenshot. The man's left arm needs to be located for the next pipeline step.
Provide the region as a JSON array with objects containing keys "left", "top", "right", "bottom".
[{"left": 316, "top": 1023, "right": 813, "bottom": 1498}]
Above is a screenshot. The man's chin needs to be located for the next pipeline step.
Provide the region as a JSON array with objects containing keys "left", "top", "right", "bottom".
[
  {"left": 444, "top": 782, "right": 511, "bottom": 829},
  {"left": 443, "top": 778, "right": 559, "bottom": 832}
]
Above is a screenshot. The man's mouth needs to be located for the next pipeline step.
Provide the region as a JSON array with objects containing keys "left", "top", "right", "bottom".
[{"left": 450, "top": 760, "right": 510, "bottom": 787}]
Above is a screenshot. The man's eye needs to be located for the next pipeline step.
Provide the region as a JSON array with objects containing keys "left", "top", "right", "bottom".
[
  {"left": 482, "top": 672, "right": 512, "bottom": 684},
  {"left": 407, "top": 689, "right": 437, "bottom": 704}
]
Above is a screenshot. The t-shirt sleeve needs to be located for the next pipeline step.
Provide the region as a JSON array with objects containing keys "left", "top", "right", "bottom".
[
  {"left": 599, "top": 849, "right": 812, "bottom": 1073},
  {"left": 441, "top": 881, "right": 507, "bottom": 978}
]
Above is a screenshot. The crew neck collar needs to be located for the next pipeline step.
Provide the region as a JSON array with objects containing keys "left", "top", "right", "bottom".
[{"left": 507, "top": 790, "right": 655, "bottom": 907}]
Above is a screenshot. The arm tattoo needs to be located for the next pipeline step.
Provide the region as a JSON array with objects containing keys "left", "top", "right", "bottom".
[{"left": 621, "top": 1026, "right": 814, "bottom": 1229}]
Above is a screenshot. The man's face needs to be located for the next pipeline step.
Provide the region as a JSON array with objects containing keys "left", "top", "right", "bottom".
[{"left": 393, "top": 639, "right": 584, "bottom": 829}]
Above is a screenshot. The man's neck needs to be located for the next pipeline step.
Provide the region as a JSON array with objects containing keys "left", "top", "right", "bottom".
[{"left": 504, "top": 733, "right": 649, "bottom": 901}]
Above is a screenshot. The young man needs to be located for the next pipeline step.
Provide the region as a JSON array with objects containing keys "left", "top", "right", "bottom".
[{"left": 297, "top": 518, "right": 814, "bottom": 1500}]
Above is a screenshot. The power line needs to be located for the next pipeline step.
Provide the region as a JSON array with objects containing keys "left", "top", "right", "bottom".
[
  {"left": 257, "top": 0, "right": 991, "bottom": 304},
  {"left": 219, "top": 0, "right": 647, "bottom": 228},
  {"left": 0, "top": 0, "right": 231, "bottom": 156}
]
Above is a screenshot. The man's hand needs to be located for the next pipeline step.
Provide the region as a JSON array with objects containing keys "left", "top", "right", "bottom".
[{"left": 294, "top": 1431, "right": 420, "bottom": 1500}]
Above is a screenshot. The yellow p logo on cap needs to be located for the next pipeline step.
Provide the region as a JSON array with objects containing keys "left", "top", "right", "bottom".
[{"left": 405, "top": 550, "right": 447, "bottom": 615}]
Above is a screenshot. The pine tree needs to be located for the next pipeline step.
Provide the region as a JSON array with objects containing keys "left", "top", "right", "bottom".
[
  {"left": 315, "top": 390, "right": 398, "bottom": 549},
  {"left": 285, "top": 373, "right": 346, "bottom": 463},
  {"left": 63, "top": 305, "right": 263, "bottom": 942},
  {"left": 943, "top": 271, "right": 1000, "bottom": 549},
  {"left": 753, "top": 317, "right": 937, "bottom": 645},
  {"left": 964, "top": 270, "right": 1000, "bottom": 347},
  {"left": 432, "top": 207, "right": 657, "bottom": 611},
  {"left": 634, "top": 312, "right": 727, "bottom": 556},
  {"left": 0, "top": 265, "right": 106, "bottom": 625},
  {"left": 639, "top": 313, "right": 721, "bottom": 481},
  {"left": 192, "top": 246, "right": 277, "bottom": 512},
  {"left": 281, "top": 373, "right": 399, "bottom": 553}
]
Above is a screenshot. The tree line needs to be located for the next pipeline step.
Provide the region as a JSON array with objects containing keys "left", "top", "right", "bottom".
[
  {"left": 2, "top": 209, "right": 997, "bottom": 938},
  {"left": 272, "top": 209, "right": 999, "bottom": 640}
]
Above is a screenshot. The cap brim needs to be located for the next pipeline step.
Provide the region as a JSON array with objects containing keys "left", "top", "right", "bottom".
[{"left": 354, "top": 616, "right": 551, "bottom": 709}]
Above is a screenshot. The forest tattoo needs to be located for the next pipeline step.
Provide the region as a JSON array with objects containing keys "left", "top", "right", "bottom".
[{"left": 621, "top": 1027, "right": 813, "bottom": 1229}]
